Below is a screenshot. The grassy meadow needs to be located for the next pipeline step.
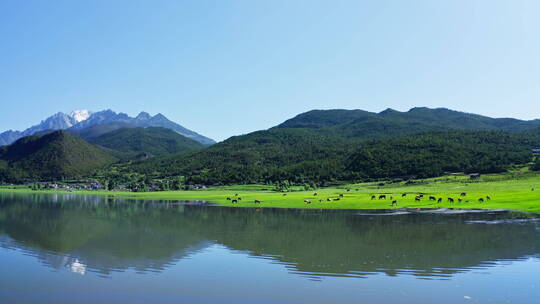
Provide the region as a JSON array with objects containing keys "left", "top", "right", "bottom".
[{"left": 2, "top": 171, "right": 540, "bottom": 213}]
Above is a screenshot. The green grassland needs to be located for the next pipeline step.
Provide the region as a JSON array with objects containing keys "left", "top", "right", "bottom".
[{"left": 2, "top": 171, "right": 540, "bottom": 213}]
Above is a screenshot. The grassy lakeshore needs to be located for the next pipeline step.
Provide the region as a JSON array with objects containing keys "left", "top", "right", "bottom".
[{"left": 2, "top": 171, "right": 540, "bottom": 213}]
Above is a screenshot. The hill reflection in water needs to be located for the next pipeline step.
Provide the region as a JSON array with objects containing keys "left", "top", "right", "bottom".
[{"left": 0, "top": 192, "right": 539, "bottom": 280}]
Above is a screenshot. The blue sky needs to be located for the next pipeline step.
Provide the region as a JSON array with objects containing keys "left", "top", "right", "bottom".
[{"left": 1, "top": 0, "right": 539, "bottom": 141}]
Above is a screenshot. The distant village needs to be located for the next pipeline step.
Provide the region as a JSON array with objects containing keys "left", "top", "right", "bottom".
[{"left": 1, "top": 180, "right": 209, "bottom": 192}]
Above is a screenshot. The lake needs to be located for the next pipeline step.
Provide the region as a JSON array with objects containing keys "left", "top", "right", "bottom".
[{"left": 0, "top": 192, "right": 539, "bottom": 304}]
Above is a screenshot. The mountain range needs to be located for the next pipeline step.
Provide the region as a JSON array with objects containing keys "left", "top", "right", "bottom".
[
  {"left": 1, "top": 107, "right": 540, "bottom": 183},
  {"left": 0, "top": 110, "right": 215, "bottom": 146}
]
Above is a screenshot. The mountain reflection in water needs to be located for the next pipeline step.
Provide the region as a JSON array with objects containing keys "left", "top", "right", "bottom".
[{"left": 0, "top": 192, "right": 539, "bottom": 280}]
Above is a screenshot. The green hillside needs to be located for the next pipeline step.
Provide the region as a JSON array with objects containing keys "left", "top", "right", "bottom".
[
  {"left": 89, "top": 127, "right": 204, "bottom": 157},
  {"left": 123, "top": 108, "right": 540, "bottom": 184},
  {"left": 127, "top": 127, "right": 539, "bottom": 185},
  {"left": 346, "top": 130, "right": 535, "bottom": 179},
  {"left": 0, "top": 130, "right": 116, "bottom": 181},
  {"left": 277, "top": 107, "right": 540, "bottom": 139}
]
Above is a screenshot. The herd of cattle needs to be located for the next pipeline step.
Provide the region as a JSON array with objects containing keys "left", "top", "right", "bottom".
[
  {"left": 226, "top": 191, "right": 492, "bottom": 206},
  {"left": 369, "top": 192, "right": 491, "bottom": 206}
]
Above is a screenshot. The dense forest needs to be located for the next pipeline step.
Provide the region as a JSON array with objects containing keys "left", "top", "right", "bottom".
[
  {"left": 88, "top": 127, "right": 204, "bottom": 158},
  {"left": 0, "top": 131, "right": 115, "bottom": 181},
  {"left": 122, "top": 129, "right": 540, "bottom": 185}
]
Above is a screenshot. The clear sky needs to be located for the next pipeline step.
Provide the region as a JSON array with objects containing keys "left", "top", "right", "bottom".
[{"left": 1, "top": 0, "right": 539, "bottom": 141}]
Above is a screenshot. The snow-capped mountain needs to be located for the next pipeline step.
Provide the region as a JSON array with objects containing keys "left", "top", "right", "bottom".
[
  {"left": 0, "top": 110, "right": 215, "bottom": 146},
  {"left": 70, "top": 110, "right": 92, "bottom": 123},
  {"left": 0, "top": 110, "right": 90, "bottom": 145}
]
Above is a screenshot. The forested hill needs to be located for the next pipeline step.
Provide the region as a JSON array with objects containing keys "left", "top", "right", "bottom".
[
  {"left": 0, "top": 130, "right": 116, "bottom": 180},
  {"left": 127, "top": 128, "right": 540, "bottom": 185},
  {"left": 276, "top": 107, "right": 540, "bottom": 139},
  {"left": 88, "top": 127, "right": 204, "bottom": 157}
]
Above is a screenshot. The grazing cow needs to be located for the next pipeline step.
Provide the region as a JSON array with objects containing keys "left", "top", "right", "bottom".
[
  {"left": 418, "top": 194, "right": 424, "bottom": 198},
  {"left": 304, "top": 199, "right": 311, "bottom": 204},
  {"left": 402, "top": 193, "right": 407, "bottom": 197},
  {"left": 379, "top": 195, "right": 386, "bottom": 200},
  {"left": 371, "top": 195, "right": 376, "bottom": 200},
  {"left": 339, "top": 194, "right": 344, "bottom": 198},
  {"left": 255, "top": 200, "right": 261, "bottom": 204},
  {"left": 415, "top": 196, "right": 422, "bottom": 202},
  {"left": 448, "top": 197, "right": 455, "bottom": 203},
  {"left": 237, "top": 197, "right": 242, "bottom": 201},
  {"left": 347, "top": 189, "right": 351, "bottom": 192},
  {"left": 314, "top": 192, "right": 318, "bottom": 196},
  {"left": 429, "top": 196, "right": 436, "bottom": 201},
  {"left": 235, "top": 193, "right": 239, "bottom": 196},
  {"left": 437, "top": 198, "right": 443, "bottom": 203},
  {"left": 319, "top": 199, "right": 324, "bottom": 203},
  {"left": 327, "top": 198, "right": 332, "bottom": 202},
  {"left": 283, "top": 193, "right": 287, "bottom": 196},
  {"left": 460, "top": 192, "right": 467, "bottom": 196},
  {"left": 486, "top": 196, "right": 491, "bottom": 201},
  {"left": 334, "top": 198, "right": 341, "bottom": 201},
  {"left": 391, "top": 200, "right": 398, "bottom": 206},
  {"left": 232, "top": 199, "right": 238, "bottom": 204},
  {"left": 226, "top": 197, "right": 232, "bottom": 201},
  {"left": 478, "top": 198, "right": 484, "bottom": 202},
  {"left": 458, "top": 198, "right": 463, "bottom": 203}
]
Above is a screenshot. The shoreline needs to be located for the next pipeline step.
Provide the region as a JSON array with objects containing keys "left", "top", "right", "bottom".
[{"left": 1, "top": 184, "right": 539, "bottom": 214}]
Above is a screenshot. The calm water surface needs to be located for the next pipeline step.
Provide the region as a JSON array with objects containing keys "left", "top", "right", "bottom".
[{"left": 0, "top": 192, "right": 539, "bottom": 303}]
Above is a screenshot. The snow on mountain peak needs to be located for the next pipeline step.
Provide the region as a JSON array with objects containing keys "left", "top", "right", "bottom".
[{"left": 70, "top": 110, "right": 91, "bottom": 123}]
